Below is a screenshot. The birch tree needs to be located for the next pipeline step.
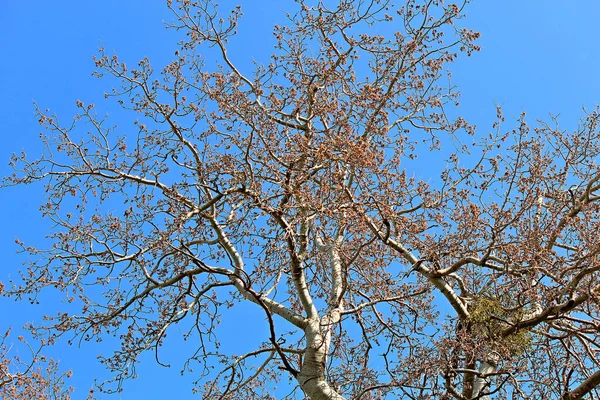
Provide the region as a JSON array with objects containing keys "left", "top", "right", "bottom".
[{"left": 4, "top": 0, "right": 600, "bottom": 398}]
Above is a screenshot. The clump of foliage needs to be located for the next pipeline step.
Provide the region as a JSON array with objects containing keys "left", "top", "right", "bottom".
[{"left": 468, "top": 296, "right": 533, "bottom": 357}]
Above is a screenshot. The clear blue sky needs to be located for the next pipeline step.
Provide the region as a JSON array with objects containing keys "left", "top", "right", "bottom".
[{"left": 1, "top": 1, "right": 599, "bottom": 398}]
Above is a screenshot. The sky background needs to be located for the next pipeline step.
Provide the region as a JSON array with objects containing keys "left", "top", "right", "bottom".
[{"left": 1, "top": 1, "right": 599, "bottom": 398}]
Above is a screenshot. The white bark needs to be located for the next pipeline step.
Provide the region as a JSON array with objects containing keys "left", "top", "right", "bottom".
[
  {"left": 298, "top": 319, "right": 346, "bottom": 400},
  {"left": 387, "top": 237, "right": 469, "bottom": 318},
  {"left": 297, "top": 227, "right": 346, "bottom": 400},
  {"left": 323, "top": 230, "right": 345, "bottom": 359},
  {"left": 351, "top": 201, "right": 469, "bottom": 319},
  {"left": 472, "top": 354, "right": 498, "bottom": 400},
  {"left": 210, "top": 217, "right": 308, "bottom": 328}
]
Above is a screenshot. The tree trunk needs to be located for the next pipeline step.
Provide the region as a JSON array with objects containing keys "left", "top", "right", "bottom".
[
  {"left": 472, "top": 355, "right": 498, "bottom": 400},
  {"left": 298, "top": 319, "right": 345, "bottom": 400}
]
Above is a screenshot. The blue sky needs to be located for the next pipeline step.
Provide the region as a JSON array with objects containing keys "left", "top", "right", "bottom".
[{"left": 1, "top": 1, "right": 599, "bottom": 398}]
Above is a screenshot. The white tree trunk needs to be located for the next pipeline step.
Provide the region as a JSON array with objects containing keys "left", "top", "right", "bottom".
[
  {"left": 472, "top": 354, "right": 499, "bottom": 400},
  {"left": 298, "top": 319, "right": 345, "bottom": 400}
]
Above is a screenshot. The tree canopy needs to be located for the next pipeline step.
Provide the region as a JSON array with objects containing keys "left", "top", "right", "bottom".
[
  {"left": 0, "top": 329, "right": 72, "bottom": 400},
  {"left": 4, "top": 0, "right": 600, "bottom": 399}
]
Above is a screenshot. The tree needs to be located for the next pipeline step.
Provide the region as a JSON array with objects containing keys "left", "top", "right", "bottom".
[
  {"left": 3, "top": 0, "right": 600, "bottom": 398},
  {"left": 0, "top": 328, "right": 72, "bottom": 400}
]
